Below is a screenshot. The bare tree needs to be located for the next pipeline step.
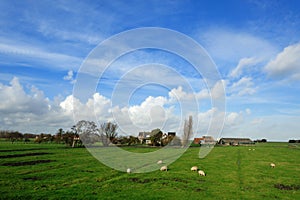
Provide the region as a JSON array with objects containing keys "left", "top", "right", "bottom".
[
  {"left": 99, "top": 122, "right": 118, "bottom": 146},
  {"left": 75, "top": 120, "right": 99, "bottom": 145},
  {"left": 182, "top": 115, "right": 193, "bottom": 147}
]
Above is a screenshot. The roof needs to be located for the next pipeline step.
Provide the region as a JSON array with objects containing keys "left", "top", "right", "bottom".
[
  {"left": 220, "top": 138, "right": 253, "bottom": 142},
  {"left": 193, "top": 138, "right": 204, "bottom": 144}
]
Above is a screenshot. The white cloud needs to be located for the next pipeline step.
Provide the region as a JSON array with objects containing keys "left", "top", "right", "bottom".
[
  {"left": 38, "top": 24, "right": 103, "bottom": 45},
  {"left": 196, "top": 107, "right": 246, "bottom": 138},
  {"left": 0, "top": 77, "right": 72, "bottom": 132},
  {"left": 230, "top": 57, "right": 260, "bottom": 78},
  {"left": 200, "top": 28, "right": 277, "bottom": 62},
  {"left": 251, "top": 118, "right": 263, "bottom": 125},
  {"left": 245, "top": 108, "right": 251, "bottom": 115},
  {"left": 0, "top": 40, "right": 82, "bottom": 70},
  {"left": 264, "top": 43, "right": 300, "bottom": 81},
  {"left": 168, "top": 80, "right": 225, "bottom": 102},
  {"left": 60, "top": 93, "right": 112, "bottom": 123},
  {"left": 1, "top": 77, "right": 299, "bottom": 141},
  {"left": 169, "top": 86, "right": 204, "bottom": 101},
  {"left": 0, "top": 77, "right": 49, "bottom": 115},
  {"left": 210, "top": 80, "right": 226, "bottom": 99},
  {"left": 228, "top": 77, "right": 257, "bottom": 96},
  {"left": 226, "top": 112, "right": 243, "bottom": 126},
  {"left": 63, "top": 70, "right": 73, "bottom": 81},
  {"left": 63, "top": 70, "right": 76, "bottom": 84}
]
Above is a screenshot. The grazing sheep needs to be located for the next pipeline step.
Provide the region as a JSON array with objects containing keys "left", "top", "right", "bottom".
[
  {"left": 270, "top": 163, "right": 276, "bottom": 168},
  {"left": 191, "top": 166, "right": 198, "bottom": 171},
  {"left": 157, "top": 160, "right": 163, "bottom": 164},
  {"left": 198, "top": 170, "right": 206, "bottom": 176},
  {"left": 127, "top": 168, "right": 131, "bottom": 173},
  {"left": 160, "top": 166, "right": 168, "bottom": 171}
]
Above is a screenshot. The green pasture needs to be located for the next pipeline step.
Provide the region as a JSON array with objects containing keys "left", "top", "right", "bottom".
[{"left": 0, "top": 141, "right": 299, "bottom": 199}]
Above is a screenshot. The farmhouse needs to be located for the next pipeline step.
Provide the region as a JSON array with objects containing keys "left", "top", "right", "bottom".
[
  {"left": 218, "top": 138, "right": 254, "bottom": 146},
  {"left": 138, "top": 131, "right": 177, "bottom": 145},
  {"left": 202, "top": 136, "right": 216, "bottom": 144},
  {"left": 138, "top": 131, "right": 151, "bottom": 144}
]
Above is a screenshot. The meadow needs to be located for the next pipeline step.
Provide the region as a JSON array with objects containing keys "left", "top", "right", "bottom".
[{"left": 0, "top": 141, "right": 299, "bottom": 199}]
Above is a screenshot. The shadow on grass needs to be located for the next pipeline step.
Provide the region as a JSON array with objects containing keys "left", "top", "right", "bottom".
[{"left": 2, "top": 159, "right": 55, "bottom": 166}]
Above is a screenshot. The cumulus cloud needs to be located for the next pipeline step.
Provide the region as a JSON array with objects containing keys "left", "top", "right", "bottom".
[
  {"left": 0, "top": 77, "right": 183, "bottom": 135},
  {"left": 0, "top": 77, "right": 73, "bottom": 132},
  {"left": 63, "top": 70, "right": 76, "bottom": 84},
  {"left": 196, "top": 107, "right": 246, "bottom": 138},
  {"left": 264, "top": 43, "right": 300, "bottom": 81},
  {"left": 168, "top": 80, "right": 225, "bottom": 102},
  {"left": 111, "top": 96, "right": 181, "bottom": 135},
  {"left": 0, "top": 77, "right": 49, "bottom": 115},
  {"left": 8, "top": 77, "right": 299, "bottom": 141},
  {"left": 60, "top": 93, "right": 112, "bottom": 122},
  {"left": 169, "top": 86, "right": 205, "bottom": 101}
]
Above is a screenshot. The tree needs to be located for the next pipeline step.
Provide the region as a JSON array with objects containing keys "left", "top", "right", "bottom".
[
  {"left": 128, "top": 136, "right": 139, "bottom": 146},
  {"left": 75, "top": 120, "right": 99, "bottom": 145},
  {"left": 62, "top": 131, "right": 76, "bottom": 147},
  {"left": 99, "top": 122, "right": 118, "bottom": 146},
  {"left": 170, "top": 136, "right": 182, "bottom": 146},
  {"left": 182, "top": 116, "right": 193, "bottom": 147},
  {"left": 149, "top": 128, "right": 163, "bottom": 146},
  {"left": 55, "top": 128, "right": 64, "bottom": 143},
  {"left": 162, "top": 135, "right": 181, "bottom": 146}
]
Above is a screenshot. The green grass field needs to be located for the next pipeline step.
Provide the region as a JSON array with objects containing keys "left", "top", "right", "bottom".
[{"left": 0, "top": 141, "right": 299, "bottom": 199}]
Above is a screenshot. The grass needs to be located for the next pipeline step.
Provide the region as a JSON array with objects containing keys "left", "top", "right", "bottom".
[{"left": 0, "top": 141, "right": 299, "bottom": 199}]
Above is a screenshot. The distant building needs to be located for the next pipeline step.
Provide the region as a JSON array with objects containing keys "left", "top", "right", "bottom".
[
  {"left": 138, "top": 131, "right": 151, "bottom": 144},
  {"left": 288, "top": 139, "right": 300, "bottom": 143},
  {"left": 193, "top": 136, "right": 216, "bottom": 145},
  {"left": 193, "top": 137, "right": 204, "bottom": 144},
  {"left": 218, "top": 138, "right": 254, "bottom": 146},
  {"left": 202, "top": 136, "right": 216, "bottom": 145},
  {"left": 168, "top": 132, "right": 176, "bottom": 137}
]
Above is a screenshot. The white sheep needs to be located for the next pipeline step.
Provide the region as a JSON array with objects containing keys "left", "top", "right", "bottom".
[
  {"left": 127, "top": 168, "right": 131, "bottom": 173},
  {"left": 157, "top": 160, "right": 163, "bottom": 164},
  {"left": 191, "top": 166, "right": 198, "bottom": 171},
  {"left": 160, "top": 166, "right": 168, "bottom": 171},
  {"left": 270, "top": 163, "right": 276, "bottom": 168},
  {"left": 198, "top": 170, "right": 206, "bottom": 176}
]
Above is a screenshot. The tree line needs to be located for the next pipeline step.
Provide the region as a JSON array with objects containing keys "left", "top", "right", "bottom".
[{"left": 0, "top": 119, "right": 186, "bottom": 147}]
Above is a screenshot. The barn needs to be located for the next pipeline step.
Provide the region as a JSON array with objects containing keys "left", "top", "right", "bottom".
[{"left": 218, "top": 138, "right": 254, "bottom": 146}]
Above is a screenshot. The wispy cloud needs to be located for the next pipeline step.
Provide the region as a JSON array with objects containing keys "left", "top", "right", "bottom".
[
  {"left": 229, "top": 57, "right": 261, "bottom": 78},
  {"left": 199, "top": 28, "right": 278, "bottom": 64},
  {"left": 228, "top": 77, "right": 257, "bottom": 96},
  {"left": 0, "top": 39, "right": 82, "bottom": 70}
]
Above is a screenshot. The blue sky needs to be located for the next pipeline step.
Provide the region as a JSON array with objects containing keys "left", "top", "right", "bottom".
[{"left": 0, "top": 0, "right": 300, "bottom": 141}]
